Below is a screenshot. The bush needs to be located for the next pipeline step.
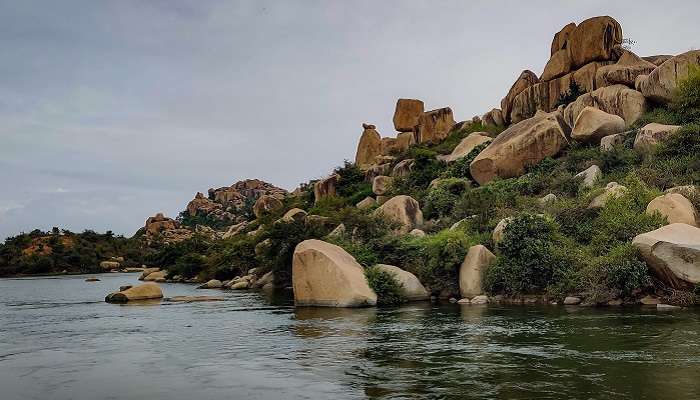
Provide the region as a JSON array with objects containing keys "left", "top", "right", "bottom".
[
  {"left": 365, "top": 266, "right": 405, "bottom": 306},
  {"left": 579, "top": 244, "right": 650, "bottom": 300},
  {"left": 170, "top": 253, "right": 206, "bottom": 279},
  {"left": 670, "top": 65, "right": 700, "bottom": 124},
  {"left": 441, "top": 142, "right": 490, "bottom": 180},
  {"left": 423, "top": 178, "right": 470, "bottom": 219},
  {"left": 205, "top": 235, "right": 257, "bottom": 280},
  {"left": 334, "top": 160, "right": 373, "bottom": 205}
]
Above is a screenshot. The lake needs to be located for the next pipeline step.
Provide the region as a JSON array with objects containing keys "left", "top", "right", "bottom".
[{"left": 1, "top": 273, "right": 699, "bottom": 400}]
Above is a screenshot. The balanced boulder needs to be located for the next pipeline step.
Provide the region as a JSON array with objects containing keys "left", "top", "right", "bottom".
[
  {"left": 646, "top": 193, "right": 698, "bottom": 227},
  {"left": 459, "top": 245, "right": 496, "bottom": 298},
  {"left": 416, "top": 107, "right": 456, "bottom": 144},
  {"left": 636, "top": 50, "right": 700, "bottom": 103},
  {"left": 105, "top": 283, "right": 163, "bottom": 303},
  {"left": 375, "top": 264, "right": 429, "bottom": 301},
  {"left": 632, "top": 223, "right": 700, "bottom": 289},
  {"left": 633, "top": 123, "right": 681, "bottom": 153},
  {"left": 566, "top": 16, "right": 622, "bottom": 69},
  {"left": 375, "top": 195, "right": 423, "bottom": 234},
  {"left": 355, "top": 125, "right": 382, "bottom": 169},
  {"left": 393, "top": 99, "right": 424, "bottom": 132},
  {"left": 571, "top": 107, "right": 625, "bottom": 143},
  {"left": 292, "top": 239, "right": 377, "bottom": 307}
]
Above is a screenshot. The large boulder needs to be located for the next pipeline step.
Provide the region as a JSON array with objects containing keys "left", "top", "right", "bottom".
[
  {"left": 375, "top": 264, "right": 429, "bottom": 301},
  {"left": 595, "top": 50, "right": 656, "bottom": 88},
  {"left": 138, "top": 267, "right": 160, "bottom": 280},
  {"left": 280, "top": 208, "right": 308, "bottom": 223},
  {"left": 416, "top": 107, "right": 456, "bottom": 144},
  {"left": 633, "top": 123, "right": 681, "bottom": 153},
  {"left": 541, "top": 49, "right": 573, "bottom": 81},
  {"left": 571, "top": 106, "right": 625, "bottom": 143},
  {"left": 144, "top": 213, "right": 178, "bottom": 236},
  {"left": 635, "top": 50, "right": 700, "bottom": 103},
  {"left": 566, "top": 16, "right": 622, "bottom": 69},
  {"left": 469, "top": 110, "right": 569, "bottom": 185},
  {"left": 355, "top": 125, "right": 382, "bottom": 169},
  {"left": 372, "top": 175, "right": 393, "bottom": 196},
  {"left": 253, "top": 194, "right": 283, "bottom": 218},
  {"left": 632, "top": 223, "right": 700, "bottom": 290},
  {"left": 292, "top": 239, "right": 377, "bottom": 307},
  {"left": 441, "top": 133, "right": 493, "bottom": 163},
  {"left": 551, "top": 22, "right": 576, "bottom": 56},
  {"left": 375, "top": 195, "right": 423, "bottom": 234},
  {"left": 575, "top": 165, "right": 602, "bottom": 189},
  {"left": 481, "top": 108, "right": 505, "bottom": 128},
  {"left": 646, "top": 193, "right": 698, "bottom": 227},
  {"left": 100, "top": 261, "right": 120, "bottom": 271},
  {"left": 356, "top": 196, "right": 376, "bottom": 210},
  {"left": 313, "top": 174, "right": 339, "bottom": 203},
  {"left": 501, "top": 70, "right": 539, "bottom": 124},
  {"left": 459, "top": 245, "right": 496, "bottom": 298},
  {"left": 105, "top": 283, "right": 163, "bottom": 303},
  {"left": 393, "top": 99, "right": 425, "bottom": 132},
  {"left": 563, "top": 84, "right": 647, "bottom": 127}
]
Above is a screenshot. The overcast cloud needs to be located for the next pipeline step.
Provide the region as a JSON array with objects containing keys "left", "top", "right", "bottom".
[{"left": 1, "top": 0, "right": 698, "bottom": 239}]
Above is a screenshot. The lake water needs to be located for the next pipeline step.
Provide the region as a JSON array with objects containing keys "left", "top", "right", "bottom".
[{"left": 1, "top": 273, "right": 699, "bottom": 400}]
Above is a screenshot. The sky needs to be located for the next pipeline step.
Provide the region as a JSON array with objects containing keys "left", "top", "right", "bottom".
[{"left": 1, "top": 0, "right": 698, "bottom": 240}]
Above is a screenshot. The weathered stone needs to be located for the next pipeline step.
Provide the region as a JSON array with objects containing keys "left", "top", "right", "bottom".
[
  {"left": 292, "top": 239, "right": 377, "bottom": 307},
  {"left": 356, "top": 196, "right": 376, "bottom": 210},
  {"left": 642, "top": 55, "right": 673, "bottom": 66},
  {"left": 589, "top": 182, "right": 627, "bottom": 208},
  {"left": 563, "top": 296, "right": 582, "bottom": 305},
  {"left": 280, "top": 208, "right": 307, "bottom": 223},
  {"left": 470, "top": 110, "right": 569, "bottom": 185},
  {"left": 355, "top": 126, "right": 382, "bottom": 169},
  {"left": 632, "top": 223, "right": 700, "bottom": 289},
  {"left": 253, "top": 194, "right": 283, "bottom": 218},
  {"left": 470, "top": 295, "right": 489, "bottom": 305},
  {"left": 541, "top": 49, "right": 573, "bottom": 81},
  {"left": 481, "top": 108, "right": 505, "bottom": 128},
  {"left": 551, "top": 22, "right": 576, "bottom": 55},
  {"left": 197, "top": 279, "right": 223, "bottom": 289},
  {"left": 100, "top": 261, "right": 120, "bottom": 270},
  {"left": 575, "top": 165, "right": 602, "bottom": 189},
  {"left": 459, "top": 245, "right": 496, "bottom": 298},
  {"left": 143, "top": 270, "right": 167, "bottom": 282},
  {"left": 365, "top": 163, "right": 391, "bottom": 182},
  {"left": 375, "top": 195, "right": 423, "bottom": 234},
  {"left": 600, "top": 133, "right": 625, "bottom": 151},
  {"left": 328, "top": 223, "right": 346, "bottom": 238},
  {"left": 375, "top": 264, "right": 429, "bottom": 301},
  {"left": 138, "top": 267, "right": 160, "bottom": 280},
  {"left": 595, "top": 50, "right": 656, "bottom": 88},
  {"left": 640, "top": 295, "right": 661, "bottom": 305},
  {"left": 442, "top": 133, "right": 493, "bottom": 163},
  {"left": 633, "top": 123, "right": 681, "bottom": 153},
  {"left": 501, "top": 70, "right": 539, "bottom": 124},
  {"left": 564, "top": 84, "right": 647, "bottom": 127},
  {"left": 105, "top": 283, "right": 163, "bottom": 303},
  {"left": 539, "top": 193, "right": 557, "bottom": 205},
  {"left": 571, "top": 106, "right": 625, "bottom": 143},
  {"left": 372, "top": 175, "right": 393, "bottom": 196},
  {"left": 409, "top": 229, "right": 426, "bottom": 237},
  {"left": 252, "top": 271, "right": 274, "bottom": 289},
  {"left": 646, "top": 193, "right": 698, "bottom": 227},
  {"left": 391, "top": 159, "right": 415, "bottom": 177},
  {"left": 566, "top": 16, "right": 622, "bottom": 69},
  {"left": 393, "top": 99, "right": 425, "bottom": 132},
  {"left": 231, "top": 281, "right": 249, "bottom": 290},
  {"left": 416, "top": 107, "right": 456, "bottom": 144},
  {"left": 314, "top": 174, "right": 338, "bottom": 203},
  {"left": 492, "top": 217, "right": 513, "bottom": 244},
  {"left": 635, "top": 50, "right": 700, "bottom": 103}
]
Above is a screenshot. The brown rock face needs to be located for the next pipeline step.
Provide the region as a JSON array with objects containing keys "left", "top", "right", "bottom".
[
  {"left": 633, "top": 123, "right": 681, "bottom": 153},
  {"left": 355, "top": 126, "right": 382, "bottom": 169},
  {"left": 470, "top": 111, "right": 569, "bottom": 185},
  {"left": 635, "top": 50, "right": 700, "bottom": 103},
  {"left": 253, "top": 194, "right": 283, "bottom": 218},
  {"left": 642, "top": 55, "right": 673, "bottom": 67},
  {"left": 563, "top": 84, "right": 647, "bottom": 127},
  {"left": 551, "top": 22, "right": 576, "bottom": 56},
  {"left": 416, "top": 107, "right": 456, "bottom": 144},
  {"left": 375, "top": 195, "right": 423, "bottom": 234},
  {"left": 393, "top": 98, "right": 425, "bottom": 132},
  {"left": 541, "top": 49, "right": 573, "bottom": 81},
  {"left": 595, "top": 50, "right": 656, "bottom": 88},
  {"left": 571, "top": 106, "right": 625, "bottom": 143},
  {"left": 566, "top": 16, "right": 622, "bottom": 69},
  {"left": 481, "top": 108, "right": 505, "bottom": 128},
  {"left": 144, "top": 213, "right": 178, "bottom": 236},
  {"left": 501, "top": 70, "right": 539, "bottom": 124},
  {"left": 391, "top": 159, "right": 414, "bottom": 177},
  {"left": 186, "top": 192, "right": 222, "bottom": 217},
  {"left": 314, "top": 174, "right": 339, "bottom": 203}
]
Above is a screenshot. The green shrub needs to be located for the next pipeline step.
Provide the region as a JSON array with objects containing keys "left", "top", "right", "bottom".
[
  {"left": 365, "top": 266, "right": 405, "bottom": 306},
  {"left": 579, "top": 244, "right": 650, "bottom": 300},
  {"left": 169, "top": 253, "right": 206, "bottom": 279},
  {"left": 205, "top": 235, "right": 257, "bottom": 280},
  {"left": 441, "top": 142, "right": 490, "bottom": 180},
  {"left": 327, "top": 237, "right": 378, "bottom": 267},
  {"left": 423, "top": 178, "right": 470, "bottom": 219},
  {"left": 670, "top": 65, "right": 700, "bottom": 124},
  {"left": 555, "top": 80, "right": 585, "bottom": 108},
  {"left": 334, "top": 160, "right": 373, "bottom": 204}
]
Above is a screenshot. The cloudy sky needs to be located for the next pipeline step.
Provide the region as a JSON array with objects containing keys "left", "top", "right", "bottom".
[{"left": 1, "top": 1, "right": 698, "bottom": 239}]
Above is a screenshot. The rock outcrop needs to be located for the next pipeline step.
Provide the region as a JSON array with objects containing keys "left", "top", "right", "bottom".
[
  {"left": 355, "top": 125, "right": 383, "bottom": 169},
  {"left": 375, "top": 195, "right": 423, "bottom": 234},
  {"left": 292, "top": 239, "right": 377, "bottom": 307},
  {"left": 393, "top": 99, "right": 425, "bottom": 132},
  {"left": 416, "top": 107, "right": 456, "bottom": 144},
  {"left": 563, "top": 84, "right": 647, "bottom": 127},
  {"left": 633, "top": 123, "right": 681, "bottom": 153},
  {"left": 646, "top": 193, "right": 698, "bottom": 227},
  {"left": 253, "top": 194, "right": 284, "bottom": 218},
  {"left": 595, "top": 50, "right": 656, "bottom": 88},
  {"left": 565, "top": 16, "right": 622, "bottom": 69},
  {"left": 632, "top": 223, "right": 700, "bottom": 289},
  {"left": 375, "top": 264, "right": 429, "bottom": 301},
  {"left": 459, "top": 245, "right": 496, "bottom": 298},
  {"left": 571, "top": 106, "right": 625, "bottom": 143},
  {"left": 105, "top": 283, "right": 163, "bottom": 303},
  {"left": 143, "top": 213, "right": 193, "bottom": 245},
  {"left": 314, "top": 174, "right": 339, "bottom": 203},
  {"left": 470, "top": 110, "right": 569, "bottom": 185},
  {"left": 636, "top": 50, "right": 700, "bottom": 103}
]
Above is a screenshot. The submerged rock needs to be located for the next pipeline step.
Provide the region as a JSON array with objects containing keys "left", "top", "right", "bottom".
[{"left": 105, "top": 283, "right": 163, "bottom": 303}]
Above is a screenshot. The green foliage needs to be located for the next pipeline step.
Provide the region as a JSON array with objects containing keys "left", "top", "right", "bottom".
[
  {"left": 423, "top": 178, "right": 470, "bottom": 219},
  {"left": 555, "top": 80, "right": 585, "bottom": 108},
  {"left": 205, "top": 235, "right": 258, "bottom": 280},
  {"left": 365, "top": 266, "right": 405, "bottom": 306},
  {"left": 178, "top": 211, "right": 231, "bottom": 229},
  {"left": 441, "top": 142, "right": 490, "bottom": 180},
  {"left": 146, "top": 235, "right": 211, "bottom": 270},
  {"left": 328, "top": 237, "right": 378, "bottom": 267},
  {"left": 170, "top": 253, "right": 206, "bottom": 279},
  {"left": 670, "top": 65, "right": 700, "bottom": 124},
  {"left": 334, "top": 160, "right": 373, "bottom": 205},
  {"left": 579, "top": 244, "right": 650, "bottom": 300}
]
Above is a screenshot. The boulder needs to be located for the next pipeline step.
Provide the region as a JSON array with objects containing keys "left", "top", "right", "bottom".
[
  {"left": 100, "top": 261, "right": 120, "bottom": 270},
  {"left": 391, "top": 158, "right": 415, "bottom": 177},
  {"left": 571, "top": 106, "right": 625, "bottom": 143},
  {"left": 551, "top": 22, "right": 576, "bottom": 55},
  {"left": 595, "top": 50, "right": 656, "bottom": 88},
  {"left": 280, "top": 208, "right": 308, "bottom": 223},
  {"left": 589, "top": 182, "right": 627, "bottom": 208},
  {"left": 575, "top": 165, "right": 602, "bottom": 189},
  {"left": 197, "top": 279, "right": 223, "bottom": 289},
  {"left": 470, "top": 295, "right": 489, "bottom": 305},
  {"left": 292, "top": 239, "right": 377, "bottom": 307},
  {"left": 481, "top": 108, "right": 505, "bottom": 128},
  {"left": 396, "top": 131, "right": 416, "bottom": 150},
  {"left": 635, "top": 50, "right": 700, "bottom": 103},
  {"left": 356, "top": 196, "right": 377, "bottom": 210},
  {"left": 539, "top": 193, "right": 557, "bottom": 204},
  {"left": 393, "top": 98, "right": 425, "bottom": 132},
  {"left": 253, "top": 194, "right": 283, "bottom": 218},
  {"left": 375, "top": 195, "right": 423, "bottom": 234},
  {"left": 328, "top": 223, "right": 346, "bottom": 238},
  {"left": 600, "top": 133, "right": 625, "bottom": 151},
  {"left": 469, "top": 110, "right": 569, "bottom": 185},
  {"left": 416, "top": 107, "right": 456, "bottom": 144},
  {"left": 143, "top": 270, "right": 167, "bottom": 282},
  {"left": 632, "top": 223, "right": 700, "bottom": 289},
  {"left": 355, "top": 126, "right": 383, "bottom": 169},
  {"left": 375, "top": 264, "right": 429, "bottom": 301},
  {"left": 563, "top": 296, "right": 582, "bottom": 305},
  {"left": 541, "top": 49, "right": 572, "bottom": 81},
  {"left": 372, "top": 175, "right": 393, "bottom": 196},
  {"left": 409, "top": 229, "right": 426, "bottom": 237},
  {"left": 459, "top": 245, "right": 496, "bottom": 298},
  {"left": 643, "top": 55, "right": 673, "bottom": 66},
  {"left": 640, "top": 295, "right": 661, "bottom": 305},
  {"left": 105, "top": 283, "right": 163, "bottom": 303},
  {"left": 231, "top": 281, "right": 249, "bottom": 290},
  {"left": 633, "top": 123, "right": 681, "bottom": 153},
  {"left": 138, "top": 267, "right": 160, "bottom": 280},
  {"left": 252, "top": 271, "right": 274, "bottom": 289},
  {"left": 314, "top": 174, "right": 339, "bottom": 203},
  {"left": 365, "top": 163, "right": 392, "bottom": 182},
  {"left": 85, "top": 277, "right": 100, "bottom": 282},
  {"left": 566, "top": 16, "right": 622, "bottom": 69},
  {"left": 501, "top": 70, "right": 539, "bottom": 124},
  {"left": 492, "top": 217, "right": 513, "bottom": 244},
  {"left": 665, "top": 185, "right": 698, "bottom": 197},
  {"left": 564, "top": 84, "right": 647, "bottom": 127},
  {"left": 442, "top": 133, "right": 493, "bottom": 163},
  {"left": 646, "top": 193, "right": 698, "bottom": 227}
]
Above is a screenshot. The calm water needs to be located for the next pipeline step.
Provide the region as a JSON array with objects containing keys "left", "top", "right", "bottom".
[{"left": 1, "top": 274, "right": 699, "bottom": 400}]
